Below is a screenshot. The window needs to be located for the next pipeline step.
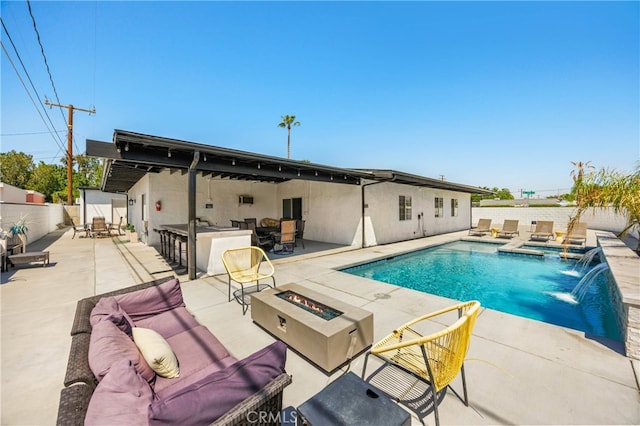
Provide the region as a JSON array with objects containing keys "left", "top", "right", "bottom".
[
  {"left": 399, "top": 195, "right": 412, "bottom": 221},
  {"left": 451, "top": 198, "right": 458, "bottom": 217},
  {"left": 282, "top": 197, "right": 302, "bottom": 219},
  {"left": 434, "top": 197, "right": 444, "bottom": 218}
]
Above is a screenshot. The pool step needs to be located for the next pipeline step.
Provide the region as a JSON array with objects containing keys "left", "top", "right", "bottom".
[{"left": 497, "top": 241, "right": 545, "bottom": 257}]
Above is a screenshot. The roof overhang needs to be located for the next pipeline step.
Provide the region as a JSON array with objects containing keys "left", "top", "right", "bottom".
[
  {"left": 87, "top": 130, "right": 370, "bottom": 193},
  {"left": 87, "top": 130, "right": 493, "bottom": 196},
  {"left": 357, "top": 169, "right": 494, "bottom": 195}
]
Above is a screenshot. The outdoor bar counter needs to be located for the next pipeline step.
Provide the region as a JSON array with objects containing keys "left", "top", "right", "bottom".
[{"left": 160, "top": 224, "right": 251, "bottom": 275}]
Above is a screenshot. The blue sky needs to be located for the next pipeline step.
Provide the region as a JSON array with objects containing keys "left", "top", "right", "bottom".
[{"left": 2, "top": 1, "right": 638, "bottom": 197}]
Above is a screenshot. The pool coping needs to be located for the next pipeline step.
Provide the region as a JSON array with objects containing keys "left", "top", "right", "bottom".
[{"left": 596, "top": 231, "right": 640, "bottom": 360}]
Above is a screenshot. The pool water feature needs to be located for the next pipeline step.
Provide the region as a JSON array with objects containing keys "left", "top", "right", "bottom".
[{"left": 342, "top": 241, "right": 622, "bottom": 341}]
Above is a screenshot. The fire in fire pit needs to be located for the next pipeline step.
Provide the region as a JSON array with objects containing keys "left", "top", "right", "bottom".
[{"left": 276, "top": 290, "right": 343, "bottom": 321}]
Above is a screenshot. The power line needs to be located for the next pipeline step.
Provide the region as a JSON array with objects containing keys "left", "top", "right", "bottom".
[
  {"left": 0, "top": 40, "right": 67, "bottom": 159},
  {"left": 26, "top": 0, "right": 68, "bottom": 130},
  {"left": 1, "top": 130, "right": 65, "bottom": 136},
  {"left": 0, "top": 17, "right": 67, "bottom": 153}
]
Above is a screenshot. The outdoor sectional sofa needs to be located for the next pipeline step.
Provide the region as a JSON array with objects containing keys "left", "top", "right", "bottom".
[{"left": 56, "top": 276, "right": 292, "bottom": 425}]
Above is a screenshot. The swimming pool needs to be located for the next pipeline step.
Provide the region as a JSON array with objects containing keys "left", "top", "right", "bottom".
[{"left": 342, "top": 241, "right": 622, "bottom": 341}]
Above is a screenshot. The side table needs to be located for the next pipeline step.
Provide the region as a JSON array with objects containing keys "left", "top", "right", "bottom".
[{"left": 296, "top": 372, "right": 411, "bottom": 426}]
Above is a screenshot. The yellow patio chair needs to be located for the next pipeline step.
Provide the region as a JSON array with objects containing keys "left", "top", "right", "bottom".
[
  {"left": 361, "top": 300, "right": 481, "bottom": 426},
  {"left": 221, "top": 246, "right": 276, "bottom": 315}
]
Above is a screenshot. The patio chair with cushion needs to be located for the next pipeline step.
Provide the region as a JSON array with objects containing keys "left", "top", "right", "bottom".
[
  {"left": 247, "top": 222, "right": 274, "bottom": 252},
  {"left": 221, "top": 246, "right": 276, "bottom": 315},
  {"left": 71, "top": 220, "right": 90, "bottom": 239},
  {"left": 497, "top": 219, "right": 519, "bottom": 238},
  {"left": 91, "top": 217, "right": 108, "bottom": 238},
  {"left": 361, "top": 300, "right": 481, "bottom": 426},
  {"left": 530, "top": 220, "right": 554, "bottom": 241},
  {"left": 295, "top": 219, "right": 305, "bottom": 248},
  {"left": 272, "top": 219, "right": 296, "bottom": 254},
  {"left": 468, "top": 218, "right": 492, "bottom": 236},
  {"left": 108, "top": 217, "right": 124, "bottom": 236}
]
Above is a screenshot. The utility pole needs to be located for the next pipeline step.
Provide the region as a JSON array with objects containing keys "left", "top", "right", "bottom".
[{"left": 45, "top": 100, "right": 96, "bottom": 205}]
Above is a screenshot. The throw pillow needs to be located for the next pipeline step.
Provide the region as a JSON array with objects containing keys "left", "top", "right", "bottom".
[
  {"left": 85, "top": 359, "right": 153, "bottom": 425},
  {"left": 132, "top": 327, "right": 180, "bottom": 378},
  {"left": 88, "top": 319, "right": 155, "bottom": 382},
  {"left": 148, "top": 341, "right": 287, "bottom": 425}
]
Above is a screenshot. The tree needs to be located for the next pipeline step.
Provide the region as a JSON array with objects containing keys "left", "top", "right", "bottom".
[
  {"left": 569, "top": 161, "right": 640, "bottom": 253},
  {"left": 277, "top": 115, "right": 301, "bottom": 159},
  {"left": 29, "top": 162, "right": 66, "bottom": 202},
  {"left": 0, "top": 150, "right": 34, "bottom": 189}
]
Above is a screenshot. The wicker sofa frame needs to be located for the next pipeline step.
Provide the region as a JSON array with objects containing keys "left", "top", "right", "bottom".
[{"left": 56, "top": 276, "right": 292, "bottom": 425}]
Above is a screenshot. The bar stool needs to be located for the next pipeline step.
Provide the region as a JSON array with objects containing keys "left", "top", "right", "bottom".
[
  {"left": 154, "top": 229, "right": 164, "bottom": 256},
  {"left": 176, "top": 235, "right": 188, "bottom": 268},
  {"left": 168, "top": 232, "right": 177, "bottom": 263},
  {"left": 159, "top": 229, "right": 169, "bottom": 258}
]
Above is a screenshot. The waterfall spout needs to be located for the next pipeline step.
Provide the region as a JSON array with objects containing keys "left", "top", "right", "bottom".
[
  {"left": 571, "top": 263, "right": 610, "bottom": 303},
  {"left": 574, "top": 247, "right": 602, "bottom": 272}
]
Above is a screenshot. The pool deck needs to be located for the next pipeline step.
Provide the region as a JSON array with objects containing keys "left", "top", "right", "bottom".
[{"left": 1, "top": 227, "right": 639, "bottom": 425}]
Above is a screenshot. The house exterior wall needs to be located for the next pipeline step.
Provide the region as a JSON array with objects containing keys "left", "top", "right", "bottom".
[
  {"left": 130, "top": 171, "right": 475, "bottom": 248},
  {"left": 363, "top": 182, "right": 472, "bottom": 245},
  {"left": 278, "top": 180, "right": 362, "bottom": 246},
  {"left": 80, "top": 188, "right": 126, "bottom": 225}
]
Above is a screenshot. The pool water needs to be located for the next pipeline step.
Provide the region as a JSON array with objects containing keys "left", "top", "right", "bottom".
[{"left": 342, "top": 241, "right": 621, "bottom": 341}]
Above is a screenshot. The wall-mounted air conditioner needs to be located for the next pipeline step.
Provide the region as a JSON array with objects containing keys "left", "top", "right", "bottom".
[{"left": 239, "top": 195, "right": 254, "bottom": 204}]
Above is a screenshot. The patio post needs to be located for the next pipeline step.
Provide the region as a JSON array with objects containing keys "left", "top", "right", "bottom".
[{"left": 188, "top": 151, "right": 200, "bottom": 280}]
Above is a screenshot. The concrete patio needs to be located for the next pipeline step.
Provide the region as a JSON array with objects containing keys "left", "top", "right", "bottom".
[{"left": 1, "top": 227, "right": 638, "bottom": 425}]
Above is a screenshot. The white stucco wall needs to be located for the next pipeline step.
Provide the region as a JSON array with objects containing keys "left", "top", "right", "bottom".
[
  {"left": 128, "top": 170, "right": 476, "bottom": 248},
  {"left": 472, "top": 207, "right": 632, "bottom": 234},
  {"left": 80, "top": 188, "right": 127, "bottom": 225},
  {"left": 363, "top": 182, "right": 472, "bottom": 245},
  {"left": 0, "top": 202, "right": 64, "bottom": 244}
]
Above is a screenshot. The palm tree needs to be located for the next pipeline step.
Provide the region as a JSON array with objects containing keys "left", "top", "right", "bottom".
[
  {"left": 568, "top": 161, "right": 640, "bottom": 253},
  {"left": 277, "top": 115, "right": 301, "bottom": 159}
]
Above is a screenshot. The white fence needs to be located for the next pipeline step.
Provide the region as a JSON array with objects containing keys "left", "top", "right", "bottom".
[
  {"left": 472, "top": 206, "right": 632, "bottom": 235},
  {"left": 0, "top": 202, "right": 66, "bottom": 244}
]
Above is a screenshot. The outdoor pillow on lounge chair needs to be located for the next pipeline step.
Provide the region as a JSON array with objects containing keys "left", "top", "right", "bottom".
[
  {"left": 530, "top": 220, "right": 554, "bottom": 241},
  {"left": 497, "top": 220, "right": 519, "bottom": 238},
  {"left": 469, "top": 219, "right": 492, "bottom": 236}
]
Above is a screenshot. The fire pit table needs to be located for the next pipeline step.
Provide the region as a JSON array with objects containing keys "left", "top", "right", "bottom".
[{"left": 251, "top": 283, "right": 373, "bottom": 373}]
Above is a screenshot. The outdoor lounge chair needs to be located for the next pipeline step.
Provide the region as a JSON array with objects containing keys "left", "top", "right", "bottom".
[
  {"left": 530, "top": 220, "right": 554, "bottom": 241},
  {"left": 221, "top": 246, "right": 276, "bottom": 315},
  {"left": 361, "top": 300, "right": 481, "bottom": 426},
  {"left": 563, "top": 222, "right": 587, "bottom": 246},
  {"left": 468, "top": 218, "right": 492, "bottom": 236},
  {"left": 497, "top": 219, "right": 520, "bottom": 238}
]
